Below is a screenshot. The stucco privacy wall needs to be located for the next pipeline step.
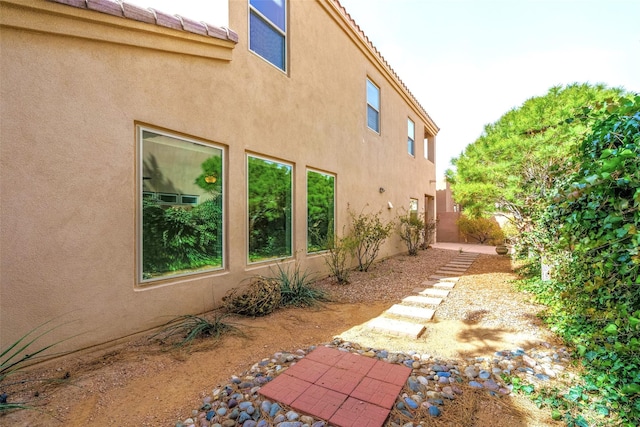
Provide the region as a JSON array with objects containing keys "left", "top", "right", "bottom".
[{"left": 0, "top": 0, "right": 438, "bottom": 354}]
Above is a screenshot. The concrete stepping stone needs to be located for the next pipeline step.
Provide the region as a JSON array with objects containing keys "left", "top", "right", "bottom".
[
  {"left": 433, "top": 282, "right": 455, "bottom": 289},
  {"left": 402, "top": 295, "right": 443, "bottom": 306},
  {"left": 436, "top": 268, "right": 467, "bottom": 274},
  {"left": 386, "top": 304, "right": 435, "bottom": 321},
  {"left": 429, "top": 275, "right": 460, "bottom": 281},
  {"left": 419, "top": 288, "right": 450, "bottom": 298},
  {"left": 366, "top": 317, "right": 425, "bottom": 338}
]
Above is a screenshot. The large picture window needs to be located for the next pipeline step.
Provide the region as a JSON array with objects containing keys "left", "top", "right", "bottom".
[
  {"left": 247, "top": 155, "right": 292, "bottom": 262},
  {"left": 366, "top": 78, "right": 380, "bottom": 132},
  {"left": 307, "top": 170, "right": 335, "bottom": 253},
  {"left": 139, "top": 128, "right": 224, "bottom": 282},
  {"left": 249, "top": 0, "right": 287, "bottom": 71}
]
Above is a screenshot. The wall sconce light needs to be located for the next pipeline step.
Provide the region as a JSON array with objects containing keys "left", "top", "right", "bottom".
[
  {"left": 379, "top": 187, "right": 385, "bottom": 193},
  {"left": 205, "top": 175, "right": 217, "bottom": 184},
  {"left": 387, "top": 201, "right": 393, "bottom": 209}
]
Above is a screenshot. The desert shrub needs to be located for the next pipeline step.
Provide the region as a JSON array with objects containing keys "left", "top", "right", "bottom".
[
  {"left": 348, "top": 207, "right": 394, "bottom": 271},
  {"left": 323, "top": 228, "right": 352, "bottom": 284},
  {"left": 222, "top": 277, "right": 282, "bottom": 317},
  {"left": 1, "top": 321, "right": 72, "bottom": 412},
  {"left": 150, "top": 311, "right": 239, "bottom": 348},
  {"left": 271, "top": 261, "right": 328, "bottom": 307},
  {"left": 457, "top": 214, "right": 504, "bottom": 245},
  {"left": 397, "top": 210, "right": 424, "bottom": 255}
]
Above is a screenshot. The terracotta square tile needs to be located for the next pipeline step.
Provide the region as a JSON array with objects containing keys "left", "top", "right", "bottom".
[
  {"left": 350, "top": 376, "right": 403, "bottom": 409},
  {"left": 305, "top": 346, "right": 345, "bottom": 366},
  {"left": 284, "top": 357, "right": 331, "bottom": 383},
  {"left": 329, "top": 397, "right": 390, "bottom": 427},
  {"left": 317, "top": 366, "right": 365, "bottom": 395},
  {"left": 366, "top": 360, "right": 412, "bottom": 386},
  {"left": 334, "top": 352, "right": 377, "bottom": 376},
  {"left": 290, "top": 384, "right": 347, "bottom": 420},
  {"left": 258, "top": 375, "right": 311, "bottom": 406}
]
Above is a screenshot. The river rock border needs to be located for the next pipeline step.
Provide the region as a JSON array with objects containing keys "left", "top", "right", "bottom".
[{"left": 176, "top": 338, "right": 571, "bottom": 427}]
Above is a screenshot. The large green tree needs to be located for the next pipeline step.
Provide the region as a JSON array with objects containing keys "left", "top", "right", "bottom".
[{"left": 447, "top": 83, "right": 624, "bottom": 238}]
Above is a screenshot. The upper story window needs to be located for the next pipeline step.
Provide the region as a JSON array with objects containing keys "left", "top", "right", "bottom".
[
  {"left": 249, "top": 0, "right": 287, "bottom": 71},
  {"left": 366, "top": 78, "right": 380, "bottom": 133},
  {"left": 407, "top": 118, "right": 415, "bottom": 156}
]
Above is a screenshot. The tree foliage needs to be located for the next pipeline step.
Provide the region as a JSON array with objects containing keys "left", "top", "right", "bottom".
[{"left": 447, "top": 84, "right": 624, "bottom": 237}]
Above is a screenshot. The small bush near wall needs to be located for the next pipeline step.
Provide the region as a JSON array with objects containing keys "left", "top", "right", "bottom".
[{"left": 348, "top": 207, "right": 394, "bottom": 272}]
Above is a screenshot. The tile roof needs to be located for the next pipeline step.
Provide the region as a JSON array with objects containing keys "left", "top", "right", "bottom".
[{"left": 47, "top": 0, "right": 238, "bottom": 43}]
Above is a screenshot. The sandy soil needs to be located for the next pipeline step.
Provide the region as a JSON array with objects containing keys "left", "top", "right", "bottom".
[{"left": 1, "top": 249, "right": 564, "bottom": 426}]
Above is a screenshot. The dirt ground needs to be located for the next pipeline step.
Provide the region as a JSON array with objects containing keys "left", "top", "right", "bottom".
[{"left": 2, "top": 249, "right": 564, "bottom": 426}]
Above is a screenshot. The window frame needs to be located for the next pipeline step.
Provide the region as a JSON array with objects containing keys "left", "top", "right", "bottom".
[
  {"left": 306, "top": 168, "right": 336, "bottom": 254},
  {"left": 248, "top": 0, "right": 287, "bottom": 72},
  {"left": 246, "top": 153, "right": 294, "bottom": 264},
  {"left": 407, "top": 118, "right": 415, "bottom": 157},
  {"left": 366, "top": 78, "right": 381, "bottom": 133},
  {"left": 137, "top": 126, "right": 225, "bottom": 285}
]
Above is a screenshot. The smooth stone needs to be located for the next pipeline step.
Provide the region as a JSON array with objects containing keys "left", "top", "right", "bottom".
[
  {"left": 228, "top": 408, "right": 239, "bottom": 419},
  {"left": 408, "top": 378, "right": 421, "bottom": 392},
  {"left": 278, "top": 423, "right": 302, "bottom": 427},
  {"left": 300, "top": 415, "right": 314, "bottom": 424},
  {"left": 412, "top": 361, "right": 421, "bottom": 369},
  {"left": 404, "top": 397, "right": 419, "bottom": 410},
  {"left": 216, "top": 408, "right": 227, "bottom": 417},
  {"left": 535, "top": 373, "right": 550, "bottom": 381},
  {"left": 260, "top": 401, "right": 272, "bottom": 413},
  {"left": 396, "top": 402, "right": 405, "bottom": 410},
  {"left": 417, "top": 376, "right": 429, "bottom": 385},
  {"left": 242, "top": 421, "right": 257, "bottom": 427},
  {"left": 478, "top": 370, "right": 491, "bottom": 380},
  {"left": 273, "top": 414, "right": 286, "bottom": 423},
  {"left": 227, "top": 399, "right": 238, "bottom": 408},
  {"left": 483, "top": 380, "right": 500, "bottom": 391},
  {"left": 269, "top": 403, "right": 281, "bottom": 417},
  {"left": 311, "top": 422, "right": 326, "bottom": 427},
  {"left": 286, "top": 410, "right": 299, "bottom": 421},
  {"left": 206, "top": 411, "right": 215, "bottom": 421},
  {"left": 436, "top": 371, "right": 451, "bottom": 377},
  {"left": 428, "top": 406, "right": 441, "bottom": 417},
  {"left": 469, "top": 381, "right": 483, "bottom": 388},
  {"left": 238, "top": 401, "right": 253, "bottom": 411},
  {"left": 431, "top": 364, "right": 446, "bottom": 371},
  {"left": 256, "top": 421, "right": 268, "bottom": 427},
  {"left": 238, "top": 411, "right": 251, "bottom": 423},
  {"left": 222, "top": 421, "right": 235, "bottom": 427}
]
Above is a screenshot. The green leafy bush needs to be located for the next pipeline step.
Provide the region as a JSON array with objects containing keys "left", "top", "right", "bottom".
[
  {"left": 520, "top": 94, "right": 640, "bottom": 425},
  {"left": 348, "top": 207, "right": 394, "bottom": 271}
]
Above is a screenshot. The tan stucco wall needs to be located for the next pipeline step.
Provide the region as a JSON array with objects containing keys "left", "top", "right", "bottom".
[{"left": 0, "top": 0, "right": 438, "bottom": 354}]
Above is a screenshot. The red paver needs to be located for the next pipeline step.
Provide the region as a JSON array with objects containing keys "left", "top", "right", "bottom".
[
  {"left": 258, "top": 375, "right": 311, "bottom": 405},
  {"left": 284, "top": 357, "right": 331, "bottom": 383},
  {"left": 329, "top": 397, "right": 390, "bottom": 427},
  {"left": 334, "top": 351, "right": 377, "bottom": 375},
  {"left": 317, "top": 366, "right": 365, "bottom": 395},
  {"left": 290, "top": 383, "right": 348, "bottom": 420},
  {"left": 304, "top": 346, "right": 345, "bottom": 366},
  {"left": 366, "top": 360, "right": 412, "bottom": 386},
  {"left": 350, "top": 376, "right": 403, "bottom": 409}
]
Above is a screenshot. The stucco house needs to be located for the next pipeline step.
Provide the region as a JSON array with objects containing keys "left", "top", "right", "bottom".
[{"left": 0, "top": 0, "right": 439, "bottom": 355}]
